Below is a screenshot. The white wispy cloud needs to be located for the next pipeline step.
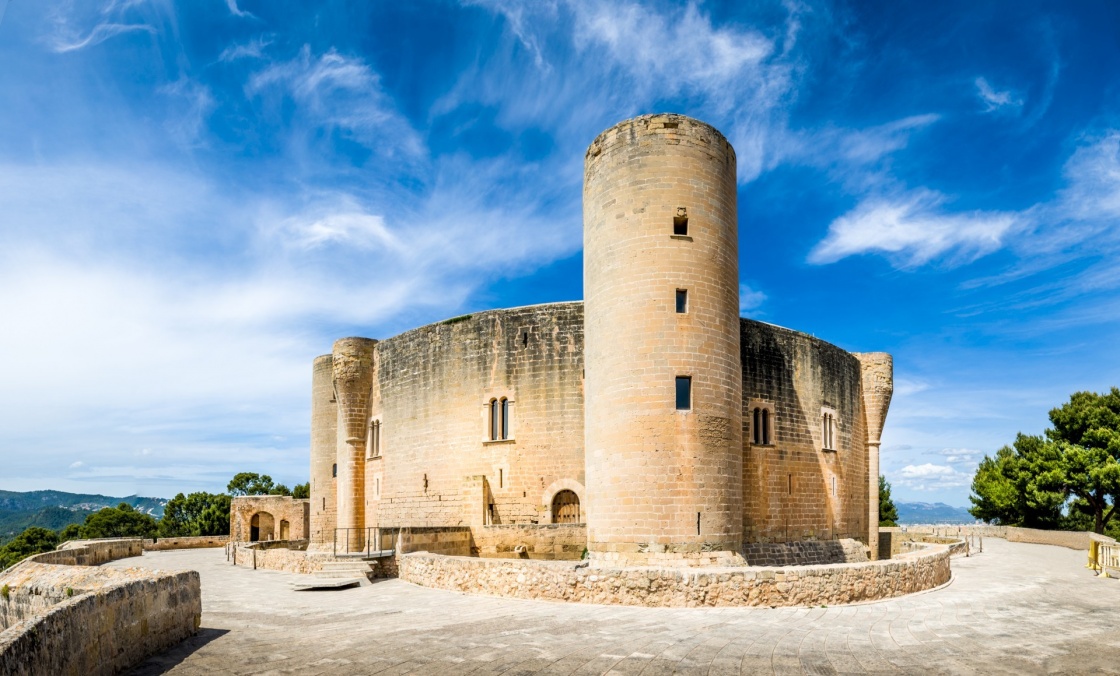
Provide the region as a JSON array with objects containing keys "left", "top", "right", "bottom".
[
  {"left": 225, "top": 0, "right": 254, "bottom": 19},
  {"left": 894, "top": 462, "right": 972, "bottom": 491},
  {"left": 808, "top": 189, "right": 1020, "bottom": 266},
  {"left": 218, "top": 35, "right": 272, "bottom": 62},
  {"left": 51, "top": 21, "right": 154, "bottom": 52},
  {"left": 975, "top": 76, "right": 1023, "bottom": 113},
  {"left": 739, "top": 283, "right": 767, "bottom": 315}
]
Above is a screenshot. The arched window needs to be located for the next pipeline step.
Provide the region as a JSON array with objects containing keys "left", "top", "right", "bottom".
[
  {"left": 488, "top": 397, "right": 512, "bottom": 441},
  {"left": 749, "top": 402, "right": 774, "bottom": 445},
  {"left": 500, "top": 397, "right": 510, "bottom": 440},
  {"left": 821, "top": 408, "right": 837, "bottom": 451},
  {"left": 489, "top": 398, "right": 499, "bottom": 441},
  {"left": 551, "top": 490, "right": 581, "bottom": 523},
  {"left": 367, "top": 419, "right": 381, "bottom": 458}
]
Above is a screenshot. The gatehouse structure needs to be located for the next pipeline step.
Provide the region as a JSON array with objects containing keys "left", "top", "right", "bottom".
[{"left": 308, "top": 113, "right": 894, "bottom": 568}]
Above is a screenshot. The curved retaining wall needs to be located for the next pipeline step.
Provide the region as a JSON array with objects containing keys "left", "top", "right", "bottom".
[
  {"left": 143, "top": 535, "right": 229, "bottom": 551},
  {"left": 0, "top": 539, "right": 200, "bottom": 676},
  {"left": 398, "top": 543, "right": 951, "bottom": 608}
]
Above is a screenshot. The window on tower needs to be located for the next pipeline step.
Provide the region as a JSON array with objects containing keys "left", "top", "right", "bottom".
[
  {"left": 675, "top": 376, "right": 692, "bottom": 410},
  {"left": 673, "top": 207, "right": 688, "bottom": 235},
  {"left": 675, "top": 289, "right": 688, "bottom": 313}
]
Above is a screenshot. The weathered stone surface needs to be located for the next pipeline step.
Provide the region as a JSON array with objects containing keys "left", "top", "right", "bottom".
[
  {"left": 143, "top": 535, "right": 228, "bottom": 551},
  {"left": 397, "top": 541, "right": 951, "bottom": 608}
]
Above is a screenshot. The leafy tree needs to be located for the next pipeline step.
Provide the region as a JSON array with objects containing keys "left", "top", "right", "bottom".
[
  {"left": 58, "top": 524, "right": 82, "bottom": 542},
  {"left": 227, "top": 472, "right": 289, "bottom": 496},
  {"left": 878, "top": 475, "right": 899, "bottom": 527},
  {"left": 292, "top": 482, "right": 310, "bottom": 499},
  {"left": 969, "top": 434, "right": 1066, "bottom": 528},
  {"left": 970, "top": 389, "right": 1120, "bottom": 534},
  {"left": 159, "top": 492, "right": 231, "bottom": 537},
  {"left": 0, "top": 527, "right": 60, "bottom": 569},
  {"left": 1036, "top": 389, "right": 1120, "bottom": 533},
  {"left": 80, "top": 503, "right": 158, "bottom": 539}
]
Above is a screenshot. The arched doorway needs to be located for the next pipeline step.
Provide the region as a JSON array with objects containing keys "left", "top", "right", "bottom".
[
  {"left": 551, "top": 490, "right": 581, "bottom": 523},
  {"left": 279, "top": 519, "right": 290, "bottom": 540},
  {"left": 250, "top": 512, "right": 274, "bottom": 541}
]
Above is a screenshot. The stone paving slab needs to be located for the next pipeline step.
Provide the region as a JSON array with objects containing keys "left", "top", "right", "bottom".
[{"left": 108, "top": 538, "right": 1120, "bottom": 675}]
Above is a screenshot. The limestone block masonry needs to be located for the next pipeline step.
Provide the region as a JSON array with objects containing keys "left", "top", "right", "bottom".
[
  {"left": 304, "top": 113, "right": 898, "bottom": 596},
  {"left": 0, "top": 539, "right": 200, "bottom": 676},
  {"left": 584, "top": 113, "right": 743, "bottom": 566},
  {"left": 398, "top": 541, "right": 951, "bottom": 608}
]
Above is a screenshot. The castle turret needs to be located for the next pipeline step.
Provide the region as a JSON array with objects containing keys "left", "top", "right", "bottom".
[
  {"left": 583, "top": 113, "right": 744, "bottom": 566},
  {"left": 332, "top": 337, "right": 377, "bottom": 552},
  {"left": 855, "top": 352, "right": 893, "bottom": 559},
  {"left": 308, "top": 354, "right": 337, "bottom": 551}
]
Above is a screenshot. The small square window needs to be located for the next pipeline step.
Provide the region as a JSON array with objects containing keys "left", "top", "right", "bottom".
[
  {"left": 675, "top": 376, "right": 692, "bottom": 410},
  {"left": 675, "top": 289, "right": 688, "bottom": 313},
  {"left": 673, "top": 210, "right": 688, "bottom": 236}
]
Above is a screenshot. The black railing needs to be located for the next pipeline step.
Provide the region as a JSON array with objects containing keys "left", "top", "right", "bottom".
[{"left": 333, "top": 527, "right": 392, "bottom": 558}]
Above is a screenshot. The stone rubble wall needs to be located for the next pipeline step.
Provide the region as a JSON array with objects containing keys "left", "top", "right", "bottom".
[
  {"left": 879, "top": 530, "right": 970, "bottom": 558},
  {"left": 398, "top": 527, "right": 472, "bottom": 557},
  {"left": 143, "top": 535, "right": 229, "bottom": 551},
  {"left": 229, "top": 542, "right": 330, "bottom": 575},
  {"left": 474, "top": 524, "right": 586, "bottom": 560},
  {"left": 742, "top": 538, "right": 868, "bottom": 566},
  {"left": 0, "top": 540, "right": 200, "bottom": 676},
  {"left": 397, "top": 542, "right": 951, "bottom": 608}
]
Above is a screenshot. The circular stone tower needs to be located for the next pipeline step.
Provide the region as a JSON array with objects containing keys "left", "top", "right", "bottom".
[
  {"left": 583, "top": 113, "right": 743, "bottom": 566},
  {"left": 308, "top": 354, "right": 337, "bottom": 551}
]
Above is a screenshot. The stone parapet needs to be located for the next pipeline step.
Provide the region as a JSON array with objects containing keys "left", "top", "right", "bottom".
[
  {"left": 0, "top": 540, "right": 200, "bottom": 676},
  {"left": 474, "top": 524, "right": 586, "bottom": 560},
  {"left": 143, "top": 535, "right": 229, "bottom": 551},
  {"left": 398, "top": 542, "right": 951, "bottom": 608}
]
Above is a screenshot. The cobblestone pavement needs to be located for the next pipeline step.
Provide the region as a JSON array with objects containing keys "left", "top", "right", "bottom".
[{"left": 109, "top": 539, "right": 1120, "bottom": 675}]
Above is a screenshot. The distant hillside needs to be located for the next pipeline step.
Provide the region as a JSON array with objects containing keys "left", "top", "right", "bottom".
[
  {"left": 896, "top": 502, "right": 975, "bottom": 525},
  {"left": 0, "top": 490, "right": 167, "bottom": 517},
  {"left": 0, "top": 490, "right": 168, "bottom": 543}
]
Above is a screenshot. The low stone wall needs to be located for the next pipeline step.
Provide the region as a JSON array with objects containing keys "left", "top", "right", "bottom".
[
  {"left": 880, "top": 530, "right": 969, "bottom": 558},
  {"left": 398, "top": 542, "right": 951, "bottom": 608},
  {"left": 32, "top": 538, "right": 144, "bottom": 566},
  {"left": 229, "top": 542, "right": 328, "bottom": 574},
  {"left": 743, "top": 538, "right": 868, "bottom": 566},
  {"left": 398, "top": 527, "right": 473, "bottom": 557},
  {"left": 0, "top": 540, "right": 200, "bottom": 676},
  {"left": 474, "top": 524, "right": 585, "bottom": 560},
  {"left": 1006, "top": 527, "right": 1091, "bottom": 550},
  {"left": 143, "top": 535, "right": 229, "bottom": 551}
]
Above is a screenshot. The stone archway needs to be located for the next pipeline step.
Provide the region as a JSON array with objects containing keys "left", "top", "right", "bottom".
[
  {"left": 540, "top": 478, "right": 586, "bottom": 524},
  {"left": 250, "top": 512, "right": 275, "bottom": 542},
  {"left": 279, "top": 519, "right": 290, "bottom": 540},
  {"left": 551, "top": 490, "right": 581, "bottom": 523}
]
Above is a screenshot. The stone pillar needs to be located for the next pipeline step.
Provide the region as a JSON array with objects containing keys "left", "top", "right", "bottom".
[
  {"left": 583, "top": 114, "right": 743, "bottom": 566},
  {"left": 308, "top": 354, "right": 337, "bottom": 551},
  {"left": 855, "top": 352, "right": 893, "bottom": 560},
  {"left": 333, "top": 337, "right": 377, "bottom": 552}
]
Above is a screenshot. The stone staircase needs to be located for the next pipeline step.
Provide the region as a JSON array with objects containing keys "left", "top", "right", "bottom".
[{"left": 293, "top": 559, "right": 374, "bottom": 590}]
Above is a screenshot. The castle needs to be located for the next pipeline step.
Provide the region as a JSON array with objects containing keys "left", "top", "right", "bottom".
[{"left": 307, "top": 113, "right": 893, "bottom": 567}]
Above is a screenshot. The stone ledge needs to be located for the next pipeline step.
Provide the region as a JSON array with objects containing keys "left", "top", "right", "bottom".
[{"left": 398, "top": 542, "right": 952, "bottom": 608}]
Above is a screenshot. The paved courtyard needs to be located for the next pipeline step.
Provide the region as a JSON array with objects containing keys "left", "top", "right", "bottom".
[{"left": 108, "top": 539, "right": 1120, "bottom": 675}]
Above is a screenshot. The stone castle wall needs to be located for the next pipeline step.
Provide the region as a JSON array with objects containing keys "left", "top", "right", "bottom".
[
  {"left": 583, "top": 113, "right": 744, "bottom": 565},
  {"left": 0, "top": 539, "right": 200, "bottom": 676},
  {"left": 741, "top": 321, "right": 870, "bottom": 546},
  {"left": 397, "top": 541, "right": 950, "bottom": 608},
  {"left": 230, "top": 495, "right": 310, "bottom": 543},
  {"left": 142, "top": 535, "right": 228, "bottom": 551},
  {"left": 361, "top": 303, "right": 585, "bottom": 531},
  {"left": 309, "top": 354, "right": 338, "bottom": 549}
]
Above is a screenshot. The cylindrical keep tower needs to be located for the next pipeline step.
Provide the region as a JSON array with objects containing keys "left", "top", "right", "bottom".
[
  {"left": 855, "top": 352, "right": 893, "bottom": 560},
  {"left": 584, "top": 113, "right": 743, "bottom": 566},
  {"left": 332, "top": 337, "right": 377, "bottom": 552},
  {"left": 308, "top": 354, "right": 337, "bottom": 551}
]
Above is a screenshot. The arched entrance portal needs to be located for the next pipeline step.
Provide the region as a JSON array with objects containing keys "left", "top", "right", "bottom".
[
  {"left": 551, "top": 490, "right": 581, "bottom": 523},
  {"left": 279, "top": 519, "right": 290, "bottom": 540},
  {"left": 250, "top": 512, "right": 275, "bottom": 541}
]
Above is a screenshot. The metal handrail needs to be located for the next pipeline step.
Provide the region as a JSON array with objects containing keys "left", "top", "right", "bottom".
[{"left": 332, "top": 526, "right": 386, "bottom": 558}]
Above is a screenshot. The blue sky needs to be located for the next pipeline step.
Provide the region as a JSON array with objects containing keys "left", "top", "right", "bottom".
[{"left": 1, "top": 1, "right": 1118, "bottom": 507}]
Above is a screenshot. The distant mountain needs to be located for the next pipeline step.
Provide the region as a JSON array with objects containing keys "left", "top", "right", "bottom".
[
  {"left": 0, "top": 490, "right": 167, "bottom": 517},
  {"left": 0, "top": 490, "right": 169, "bottom": 544},
  {"left": 896, "top": 501, "right": 975, "bottom": 525}
]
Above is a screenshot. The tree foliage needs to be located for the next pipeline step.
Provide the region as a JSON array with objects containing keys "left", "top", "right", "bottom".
[
  {"left": 80, "top": 503, "right": 158, "bottom": 539},
  {"left": 227, "top": 472, "right": 291, "bottom": 497},
  {"left": 0, "top": 527, "right": 60, "bottom": 570},
  {"left": 970, "top": 388, "right": 1120, "bottom": 534},
  {"left": 159, "top": 492, "right": 232, "bottom": 537},
  {"left": 292, "top": 482, "right": 310, "bottom": 499},
  {"left": 878, "top": 475, "right": 899, "bottom": 527}
]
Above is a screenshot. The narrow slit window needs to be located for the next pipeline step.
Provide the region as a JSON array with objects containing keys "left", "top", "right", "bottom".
[
  {"left": 761, "top": 409, "right": 770, "bottom": 444},
  {"left": 501, "top": 397, "right": 510, "bottom": 439},
  {"left": 752, "top": 407, "right": 761, "bottom": 444},
  {"left": 788, "top": 474, "right": 793, "bottom": 495},
  {"left": 675, "top": 289, "right": 688, "bottom": 313},
  {"left": 675, "top": 376, "right": 692, "bottom": 410},
  {"left": 489, "top": 399, "right": 499, "bottom": 441},
  {"left": 673, "top": 207, "right": 688, "bottom": 235},
  {"left": 332, "top": 463, "right": 337, "bottom": 478}
]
